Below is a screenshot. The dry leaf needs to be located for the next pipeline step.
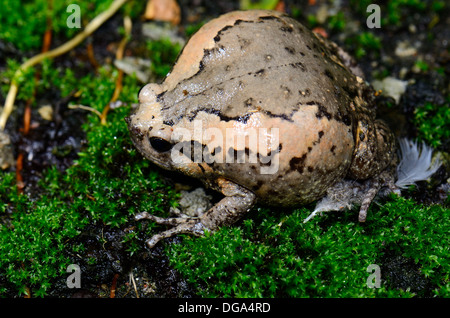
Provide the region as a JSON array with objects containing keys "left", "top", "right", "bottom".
[{"left": 144, "top": 0, "right": 181, "bottom": 25}]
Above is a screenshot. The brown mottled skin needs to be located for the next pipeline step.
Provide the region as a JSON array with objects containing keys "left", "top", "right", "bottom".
[{"left": 126, "top": 10, "right": 397, "bottom": 248}]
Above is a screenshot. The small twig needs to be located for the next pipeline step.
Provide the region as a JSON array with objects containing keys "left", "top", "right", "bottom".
[
  {"left": 129, "top": 271, "right": 139, "bottom": 298},
  {"left": 110, "top": 273, "right": 119, "bottom": 298},
  {"left": 100, "top": 15, "right": 132, "bottom": 125},
  {"left": 86, "top": 42, "right": 100, "bottom": 71},
  {"left": 68, "top": 104, "right": 102, "bottom": 118},
  {"left": 0, "top": 0, "right": 129, "bottom": 130}
]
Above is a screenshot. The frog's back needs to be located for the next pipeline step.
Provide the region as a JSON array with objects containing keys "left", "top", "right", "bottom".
[{"left": 158, "top": 11, "right": 359, "bottom": 128}]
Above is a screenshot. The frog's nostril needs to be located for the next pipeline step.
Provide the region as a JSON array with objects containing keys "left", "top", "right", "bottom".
[{"left": 149, "top": 137, "right": 173, "bottom": 152}]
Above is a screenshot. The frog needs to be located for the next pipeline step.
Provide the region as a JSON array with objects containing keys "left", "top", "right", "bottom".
[{"left": 125, "top": 10, "right": 398, "bottom": 248}]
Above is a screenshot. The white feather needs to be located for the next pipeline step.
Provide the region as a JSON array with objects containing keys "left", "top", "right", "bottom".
[
  {"left": 303, "top": 138, "right": 441, "bottom": 223},
  {"left": 395, "top": 138, "right": 441, "bottom": 189}
]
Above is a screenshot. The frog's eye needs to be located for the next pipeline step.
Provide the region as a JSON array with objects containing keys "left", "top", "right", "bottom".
[{"left": 149, "top": 137, "right": 172, "bottom": 152}]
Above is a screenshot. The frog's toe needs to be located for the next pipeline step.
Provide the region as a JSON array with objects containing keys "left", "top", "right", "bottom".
[
  {"left": 135, "top": 211, "right": 198, "bottom": 225},
  {"left": 135, "top": 212, "right": 206, "bottom": 248},
  {"left": 145, "top": 221, "right": 206, "bottom": 248}
]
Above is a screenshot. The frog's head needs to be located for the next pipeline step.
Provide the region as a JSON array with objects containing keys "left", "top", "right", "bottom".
[{"left": 126, "top": 83, "right": 175, "bottom": 170}]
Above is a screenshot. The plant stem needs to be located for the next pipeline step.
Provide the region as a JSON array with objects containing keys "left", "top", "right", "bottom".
[{"left": 0, "top": 0, "right": 129, "bottom": 130}]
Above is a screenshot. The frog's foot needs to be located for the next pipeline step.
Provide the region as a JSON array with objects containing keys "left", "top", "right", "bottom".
[
  {"left": 358, "top": 170, "right": 399, "bottom": 222},
  {"left": 135, "top": 212, "right": 206, "bottom": 248},
  {"left": 136, "top": 178, "right": 256, "bottom": 248}
]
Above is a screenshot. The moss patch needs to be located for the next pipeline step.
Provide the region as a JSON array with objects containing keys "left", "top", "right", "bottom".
[{"left": 167, "top": 196, "right": 449, "bottom": 297}]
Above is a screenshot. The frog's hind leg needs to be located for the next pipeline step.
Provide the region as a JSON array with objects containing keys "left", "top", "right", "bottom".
[{"left": 135, "top": 178, "right": 256, "bottom": 248}]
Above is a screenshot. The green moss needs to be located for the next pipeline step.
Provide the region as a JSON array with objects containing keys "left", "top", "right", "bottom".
[
  {"left": 240, "top": 0, "right": 279, "bottom": 10},
  {"left": 413, "top": 99, "right": 450, "bottom": 149},
  {"left": 327, "top": 11, "right": 347, "bottom": 32},
  {"left": 0, "top": 63, "right": 178, "bottom": 297},
  {"left": 167, "top": 196, "right": 449, "bottom": 297},
  {"left": 347, "top": 32, "right": 382, "bottom": 60},
  {"left": 147, "top": 39, "right": 182, "bottom": 79},
  {"left": 0, "top": 0, "right": 118, "bottom": 52}
]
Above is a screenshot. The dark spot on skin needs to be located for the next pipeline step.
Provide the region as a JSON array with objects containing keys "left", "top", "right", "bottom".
[
  {"left": 299, "top": 89, "right": 311, "bottom": 97},
  {"left": 188, "top": 140, "right": 205, "bottom": 162},
  {"left": 213, "top": 34, "right": 221, "bottom": 42},
  {"left": 238, "top": 37, "right": 252, "bottom": 49},
  {"left": 151, "top": 115, "right": 155, "bottom": 119},
  {"left": 308, "top": 147, "right": 312, "bottom": 152},
  {"left": 263, "top": 110, "right": 294, "bottom": 122},
  {"left": 244, "top": 98, "right": 254, "bottom": 107},
  {"left": 313, "top": 54, "right": 319, "bottom": 59},
  {"left": 255, "top": 69, "right": 265, "bottom": 76},
  {"left": 313, "top": 102, "right": 332, "bottom": 120},
  {"left": 290, "top": 62, "right": 306, "bottom": 71},
  {"left": 156, "top": 91, "right": 165, "bottom": 102},
  {"left": 359, "top": 132, "right": 366, "bottom": 141},
  {"left": 216, "top": 88, "right": 224, "bottom": 96},
  {"left": 225, "top": 65, "right": 231, "bottom": 72},
  {"left": 307, "top": 166, "right": 314, "bottom": 172},
  {"left": 228, "top": 147, "right": 245, "bottom": 162},
  {"left": 187, "top": 107, "right": 253, "bottom": 124},
  {"left": 324, "top": 69, "right": 334, "bottom": 81},
  {"left": 343, "top": 85, "right": 358, "bottom": 99},
  {"left": 306, "top": 45, "right": 312, "bottom": 50},
  {"left": 330, "top": 145, "right": 336, "bottom": 155},
  {"left": 343, "top": 114, "right": 352, "bottom": 126},
  {"left": 219, "top": 25, "right": 233, "bottom": 33},
  {"left": 281, "top": 86, "right": 292, "bottom": 98},
  {"left": 285, "top": 46, "right": 295, "bottom": 54},
  {"left": 289, "top": 153, "right": 307, "bottom": 174},
  {"left": 211, "top": 146, "right": 221, "bottom": 156},
  {"left": 318, "top": 131, "right": 324, "bottom": 139},
  {"left": 183, "top": 90, "right": 189, "bottom": 96},
  {"left": 234, "top": 19, "right": 246, "bottom": 25},
  {"left": 259, "top": 15, "right": 279, "bottom": 21},
  {"left": 252, "top": 180, "right": 264, "bottom": 191},
  {"left": 163, "top": 120, "right": 174, "bottom": 126},
  {"left": 280, "top": 26, "right": 294, "bottom": 33},
  {"left": 198, "top": 61, "right": 205, "bottom": 73},
  {"left": 129, "top": 125, "right": 144, "bottom": 141},
  {"left": 299, "top": 51, "right": 305, "bottom": 56}
]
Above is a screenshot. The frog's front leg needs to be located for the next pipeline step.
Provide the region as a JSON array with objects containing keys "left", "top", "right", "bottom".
[
  {"left": 358, "top": 170, "right": 397, "bottom": 222},
  {"left": 135, "top": 178, "right": 256, "bottom": 248}
]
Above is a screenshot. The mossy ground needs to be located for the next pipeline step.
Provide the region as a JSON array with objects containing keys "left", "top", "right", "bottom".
[{"left": 0, "top": 0, "right": 448, "bottom": 297}]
